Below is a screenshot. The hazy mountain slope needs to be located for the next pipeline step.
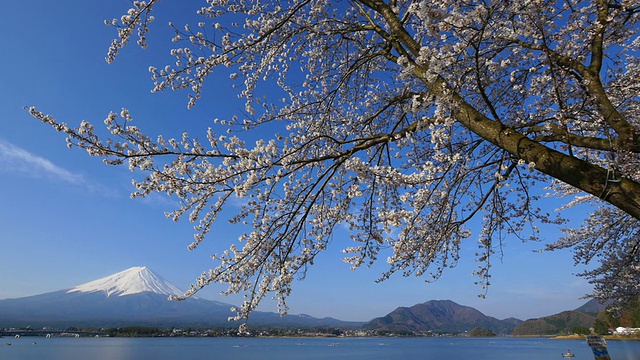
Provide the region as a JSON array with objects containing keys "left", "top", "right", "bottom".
[{"left": 575, "top": 299, "right": 611, "bottom": 316}]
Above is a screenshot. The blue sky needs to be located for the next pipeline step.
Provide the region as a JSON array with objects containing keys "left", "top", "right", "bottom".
[{"left": 0, "top": 1, "right": 595, "bottom": 322}]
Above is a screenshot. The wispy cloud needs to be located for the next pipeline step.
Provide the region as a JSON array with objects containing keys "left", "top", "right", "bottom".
[
  {"left": 0, "top": 139, "right": 124, "bottom": 197},
  {"left": 0, "top": 139, "right": 85, "bottom": 184}
]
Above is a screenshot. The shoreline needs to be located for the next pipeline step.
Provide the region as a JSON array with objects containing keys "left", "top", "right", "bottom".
[{"left": 552, "top": 334, "right": 640, "bottom": 341}]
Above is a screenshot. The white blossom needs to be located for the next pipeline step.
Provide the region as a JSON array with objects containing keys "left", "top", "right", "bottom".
[{"left": 30, "top": 0, "right": 640, "bottom": 323}]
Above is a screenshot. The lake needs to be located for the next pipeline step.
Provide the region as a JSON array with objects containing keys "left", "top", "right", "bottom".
[{"left": 2, "top": 336, "right": 639, "bottom": 359}]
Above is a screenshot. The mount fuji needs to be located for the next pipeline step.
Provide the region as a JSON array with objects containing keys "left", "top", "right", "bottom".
[
  {"left": 66, "top": 266, "right": 184, "bottom": 298},
  {"left": 0, "top": 267, "right": 361, "bottom": 329}
]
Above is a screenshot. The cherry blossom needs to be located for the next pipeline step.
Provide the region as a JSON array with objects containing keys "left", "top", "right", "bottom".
[{"left": 31, "top": 0, "right": 640, "bottom": 320}]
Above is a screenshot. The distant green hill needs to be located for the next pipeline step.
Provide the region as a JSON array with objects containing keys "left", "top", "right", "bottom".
[
  {"left": 468, "top": 327, "right": 497, "bottom": 337},
  {"left": 511, "top": 310, "right": 596, "bottom": 336},
  {"left": 511, "top": 299, "right": 615, "bottom": 336}
]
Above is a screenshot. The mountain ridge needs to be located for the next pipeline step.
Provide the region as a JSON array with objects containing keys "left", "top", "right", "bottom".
[
  {"left": 363, "top": 299, "right": 522, "bottom": 334},
  {"left": 0, "top": 267, "right": 611, "bottom": 333}
]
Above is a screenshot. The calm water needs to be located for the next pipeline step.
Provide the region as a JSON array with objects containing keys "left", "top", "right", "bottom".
[{"left": 2, "top": 336, "right": 639, "bottom": 359}]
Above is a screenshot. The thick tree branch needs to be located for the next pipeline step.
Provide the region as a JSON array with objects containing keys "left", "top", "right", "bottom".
[{"left": 429, "top": 76, "right": 640, "bottom": 220}]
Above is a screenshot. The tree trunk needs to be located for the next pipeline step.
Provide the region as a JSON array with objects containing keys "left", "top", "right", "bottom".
[{"left": 442, "top": 78, "right": 640, "bottom": 220}]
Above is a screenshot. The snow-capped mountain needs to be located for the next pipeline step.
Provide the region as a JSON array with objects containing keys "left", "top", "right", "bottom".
[
  {"left": 0, "top": 267, "right": 362, "bottom": 329},
  {"left": 0, "top": 266, "right": 229, "bottom": 328},
  {"left": 67, "top": 266, "right": 183, "bottom": 297}
]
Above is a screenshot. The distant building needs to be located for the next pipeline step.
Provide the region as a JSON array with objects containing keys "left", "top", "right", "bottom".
[{"left": 613, "top": 327, "right": 640, "bottom": 335}]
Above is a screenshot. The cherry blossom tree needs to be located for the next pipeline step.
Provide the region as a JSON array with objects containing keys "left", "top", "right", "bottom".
[{"left": 30, "top": 0, "right": 640, "bottom": 320}]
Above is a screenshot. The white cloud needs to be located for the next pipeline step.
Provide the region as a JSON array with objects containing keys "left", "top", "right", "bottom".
[{"left": 0, "top": 139, "right": 84, "bottom": 185}]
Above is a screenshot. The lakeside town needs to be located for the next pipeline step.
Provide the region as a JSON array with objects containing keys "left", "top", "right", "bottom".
[{"left": 3, "top": 325, "right": 640, "bottom": 340}]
